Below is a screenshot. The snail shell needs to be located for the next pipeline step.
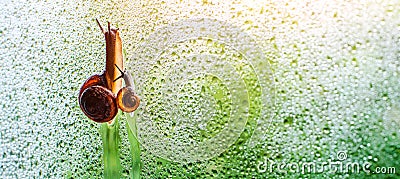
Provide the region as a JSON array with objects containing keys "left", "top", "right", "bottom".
[
  {"left": 78, "top": 74, "right": 118, "bottom": 123},
  {"left": 117, "top": 86, "right": 140, "bottom": 113},
  {"left": 115, "top": 67, "right": 140, "bottom": 113}
]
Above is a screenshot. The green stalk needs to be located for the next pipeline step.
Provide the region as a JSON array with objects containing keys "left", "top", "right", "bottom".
[
  {"left": 100, "top": 111, "right": 141, "bottom": 179},
  {"left": 100, "top": 116, "right": 122, "bottom": 179},
  {"left": 126, "top": 113, "right": 142, "bottom": 179}
]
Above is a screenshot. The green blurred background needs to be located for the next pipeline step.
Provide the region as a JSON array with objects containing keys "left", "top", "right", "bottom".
[{"left": 0, "top": 0, "right": 399, "bottom": 178}]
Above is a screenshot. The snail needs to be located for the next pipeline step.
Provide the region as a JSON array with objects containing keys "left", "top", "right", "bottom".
[
  {"left": 114, "top": 64, "right": 140, "bottom": 113},
  {"left": 78, "top": 19, "right": 140, "bottom": 123}
]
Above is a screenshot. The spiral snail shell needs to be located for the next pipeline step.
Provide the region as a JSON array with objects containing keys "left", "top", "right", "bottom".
[
  {"left": 114, "top": 64, "right": 140, "bottom": 113},
  {"left": 78, "top": 19, "right": 139, "bottom": 123},
  {"left": 79, "top": 73, "right": 118, "bottom": 123}
]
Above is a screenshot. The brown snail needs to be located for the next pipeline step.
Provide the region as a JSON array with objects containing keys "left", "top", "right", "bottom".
[
  {"left": 78, "top": 19, "right": 140, "bottom": 123},
  {"left": 114, "top": 64, "right": 140, "bottom": 112}
]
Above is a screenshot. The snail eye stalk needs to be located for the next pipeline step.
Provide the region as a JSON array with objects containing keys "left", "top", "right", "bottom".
[
  {"left": 113, "top": 64, "right": 125, "bottom": 82},
  {"left": 95, "top": 18, "right": 105, "bottom": 34}
]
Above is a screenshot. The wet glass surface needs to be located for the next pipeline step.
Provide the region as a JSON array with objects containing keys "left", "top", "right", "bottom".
[{"left": 0, "top": 0, "right": 399, "bottom": 178}]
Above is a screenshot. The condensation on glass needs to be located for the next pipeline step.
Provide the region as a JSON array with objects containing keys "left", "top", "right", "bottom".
[{"left": 0, "top": 0, "right": 399, "bottom": 178}]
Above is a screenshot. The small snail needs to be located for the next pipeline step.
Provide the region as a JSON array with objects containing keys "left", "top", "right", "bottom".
[
  {"left": 114, "top": 64, "right": 140, "bottom": 113},
  {"left": 78, "top": 19, "right": 140, "bottom": 123}
]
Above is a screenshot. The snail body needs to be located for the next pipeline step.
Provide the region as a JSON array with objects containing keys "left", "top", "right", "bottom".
[{"left": 78, "top": 19, "right": 140, "bottom": 123}]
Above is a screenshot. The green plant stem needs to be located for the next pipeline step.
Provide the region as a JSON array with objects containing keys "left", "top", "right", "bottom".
[
  {"left": 101, "top": 117, "right": 122, "bottom": 179},
  {"left": 126, "top": 114, "right": 142, "bottom": 179}
]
